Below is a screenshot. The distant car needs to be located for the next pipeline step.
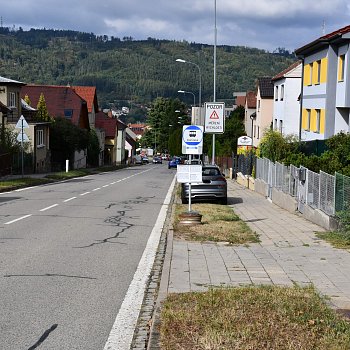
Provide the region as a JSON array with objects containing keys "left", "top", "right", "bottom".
[
  {"left": 181, "top": 164, "right": 227, "bottom": 204},
  {"left": 134, "top": 155, "right": 142, "bottom": 165},
  {"left": 142, "top": 156, "right": 149, "bottom": 164},
  {"left": 153, "top": 156, "right": 162, "bottom": 164},
  {"left": 184, "top": 159, "right": 202, "bottom": 165},
  {"left": 168, "top": 157, "right": 181, "bottom": 169}
]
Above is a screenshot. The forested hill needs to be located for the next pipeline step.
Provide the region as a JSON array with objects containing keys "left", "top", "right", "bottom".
[{"left": 0, "top": 27, "right": 296, "bottom": 108}]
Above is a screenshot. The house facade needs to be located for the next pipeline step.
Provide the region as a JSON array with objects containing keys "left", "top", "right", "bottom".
[
  {"left": 272, "top": 61, "right": 302, "bottom": 137},
  {"left": 0, "top": 77, "right": 51, "bottom": 174},
  {"left": 253, "top": 78, "right": 274, "bottom": 147},
  {"left": 295, "top": 25, "right": 350, "bottom": 141},
  {"left": 72, "top": 86, "right": 105, "bottom": 166},
  {"left": 244, "top": 91, "right": 257, "bottom": 142},
  {"left": 21, "top": 85, "right": 90, "bottom": 170}
]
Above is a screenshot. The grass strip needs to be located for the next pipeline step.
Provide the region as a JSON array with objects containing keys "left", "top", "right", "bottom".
[
  {"left": 316, "top": 231, "right": 350, "bottom": 250},
  {"left": 173, "top": 203, "right": 259, "bottom": 245},
  {"left": 160, "top": 285, "right": 350, "bottom": 350}
]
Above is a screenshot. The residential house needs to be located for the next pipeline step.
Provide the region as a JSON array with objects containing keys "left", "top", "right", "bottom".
[
  {"left": 0, "top": 76, "right": 51, "bottom": 174},
  {"left": 125, "top": 127, "right": 138, "bottom": 163},
  {"left": 244, "top": 91, "right": 257, "bottom": 142},
  {"left": 21, "top": 85, "right": 90, "bottom": 170},
  {"left": 295, "top": 25, "right": 350, "bottom": 141},
  {"left": 253, "top": 77, "right": 274, "bottom": 147},
  {"left": 272, "top": 61, "right": 302, "bottom": 137},
  {"left": 127, "top": 123, "right": 147, "bottom": 140},
  {"left": 72, "top": 86, "right": 105, "bottom": 166},
  {"left": 95, "top": 111, "right": 118, "bottom": 165},
  {"left": 116, "top": 118, "right": 127, "bottom": 164}
]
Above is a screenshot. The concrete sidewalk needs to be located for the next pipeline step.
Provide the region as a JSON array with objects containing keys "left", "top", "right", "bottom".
[{"left": 166, "top": 180, "right": 350, "bottom": 310}]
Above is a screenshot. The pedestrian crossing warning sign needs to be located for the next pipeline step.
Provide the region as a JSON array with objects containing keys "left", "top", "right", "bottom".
[
  {"left": 209, "top": 110, "right": 220, "bottom": 119},
  {"left": 204, "top": 102, "right": 225, "bottom": 133}
]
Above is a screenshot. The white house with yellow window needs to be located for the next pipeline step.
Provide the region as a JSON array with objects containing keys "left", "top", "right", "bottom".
[{"left": 295, "top": 25, "right": 350, "bottom": 141}]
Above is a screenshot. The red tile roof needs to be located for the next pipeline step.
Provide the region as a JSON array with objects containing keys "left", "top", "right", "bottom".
[
  {"left": 95, "top": 111, "right": 117, "bottom": 138},
  {"left": 272, "top": 60, "right": 301, "bottom": 81},
  {"left": 245, "top": 91, "right": 256, "bottom": 109},
  {"left": 72, "top": 86, "right": 98, "bottom": 113},
  {"left": 235, "top": 95, "right": 246, "bottom": 107},
  {"left": 21, "top": 85, "right": 89, "bottom": 129},
  {"left": 296, "top": 24, "right": 350, "bottom": 56}
]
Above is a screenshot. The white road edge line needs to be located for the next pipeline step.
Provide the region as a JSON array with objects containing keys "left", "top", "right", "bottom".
[
  {"left": 103, "top": 174, "right": 176, "bottom": 350},
  {"left": 39, "top": 204, "right": 59, "bottom": 212},
  {"left": 63, "top": 197, "right": 77, "bottom": 202},
  {"left": 5, "top": 214, "right": 32, "bottom": 225},
  {"left": 80, "top": 192, "right": 90, "bottom": 196},
  {"left": 92, "top": 188, "right": 101, "bottom": 191}
]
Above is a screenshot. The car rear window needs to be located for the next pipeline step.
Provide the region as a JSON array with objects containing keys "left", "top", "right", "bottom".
[{"left": 202, "top": 168, "right": 220, "bottom": 176}]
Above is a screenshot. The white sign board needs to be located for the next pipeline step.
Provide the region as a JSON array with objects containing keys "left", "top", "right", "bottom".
[
  {"left": 204, "top": 102, "right": 225, "bottom": 133},
  {"left": 238, "top": 136, "right": 253, "bottom": 146},
  {"left": 177, "top": 164, "right": 202, "bottom": 183},
  {"left": 182, "top": 125, "right": 203, "bottom": 155},
  {"left": 15, "top": 115, "right": 29, "bottom": 129}
]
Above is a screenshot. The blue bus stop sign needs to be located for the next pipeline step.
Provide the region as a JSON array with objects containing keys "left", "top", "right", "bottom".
[{"left": 182, "top": 125, "right": 203, "bottom": 155}]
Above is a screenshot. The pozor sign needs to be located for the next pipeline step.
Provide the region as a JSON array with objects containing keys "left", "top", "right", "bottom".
[{"left": 204, "top": 102, "right": 225, "bottom": 133}]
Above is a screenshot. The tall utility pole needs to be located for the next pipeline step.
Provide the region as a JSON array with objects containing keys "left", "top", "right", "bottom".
[{"left": 212, "top": 0, "right": 217, "bottom": 165}]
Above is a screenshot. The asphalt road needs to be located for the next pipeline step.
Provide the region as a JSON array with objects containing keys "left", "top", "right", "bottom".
[{"left": 0, "top": 163, "right": 175, "bottom": 350}]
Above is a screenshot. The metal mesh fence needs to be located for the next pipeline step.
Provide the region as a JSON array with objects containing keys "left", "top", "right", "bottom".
[
  {"left": 335, "top": 172, "right": 350, "bottom": 212},
  {"left": 307, "top": 170, "right": 320, "bottom": 209},
  {"left": 319, "top": 171, "right": 335, "bottom": 216},
  {"left": 289, "top": 164, "right": 299, "bottom": 197},
  {"left": 255, "top": 157, "right": 337, "bottom": 216}
]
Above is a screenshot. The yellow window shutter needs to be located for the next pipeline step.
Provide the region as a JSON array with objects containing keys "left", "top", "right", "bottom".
[
  {"left": 302, "top": 109, "right": 307, "bottom": 129},
  {"left": 304, "top": 65, "right": 310, "bottom": 86},
  {"left": 320, "top": 109, "right": 325, "bottom": 134}
]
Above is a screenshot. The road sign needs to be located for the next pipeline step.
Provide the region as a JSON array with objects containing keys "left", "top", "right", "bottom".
[
  {"left": 204, "top": 102, "right": 225, "bottom": 133},
  {"left": 16, "top": 132, "right": 29, "bottom": 142},
  {"left": 15, "top": 115, "right": 29, "bottom": 129},
  {"left": 176, "top": 164, "right": 202, "bottom": 183},
  {"left": 182, "top": 125, "right": 203, "bottom": 155}
]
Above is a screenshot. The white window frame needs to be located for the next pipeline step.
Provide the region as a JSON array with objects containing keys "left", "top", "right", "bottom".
[
  {"left": 275, "top": 86, "right": 278, "bottom": 101},
  {"left": 37, "top": 129, "right": 44, "bottom": 147},
  {"left": 9, "top": 92, "right": 16, "bottom": 107},
  {"left": 280, "top": 85, "right": 284, "bottom": 101},
  {"left": 316, "top": 109, "right": 321, "bottom": 133},
  {"left": 306, "top": 109, "right": 311, "bottom": 131}
]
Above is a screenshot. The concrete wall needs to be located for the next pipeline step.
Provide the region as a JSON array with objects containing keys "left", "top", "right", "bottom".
[{"left": 271, "top": 187, "right": 298, "bottom": 212}]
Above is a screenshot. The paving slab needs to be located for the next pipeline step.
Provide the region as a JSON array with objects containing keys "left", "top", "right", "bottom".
[{"left": 167, "top": 180, "right": 350, "bottom": 310}]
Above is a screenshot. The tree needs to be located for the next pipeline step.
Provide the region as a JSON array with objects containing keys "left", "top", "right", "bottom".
[
  {"left": 36, "top": 93, "right": 52, "bottom": 122},
  {"left": 24, "top": 94, "right": 31, "bottom": 106},
  {"left": 49, "top": 117, "right": 88, "bottom": 167},
  {"left": 87, "top": 128, "right": 100, "bottom": 167}
]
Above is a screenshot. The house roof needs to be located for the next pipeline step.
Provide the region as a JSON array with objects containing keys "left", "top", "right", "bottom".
[
  {"left": 258, "top": 77, "right": 274, "bottom": 98},
  {"left": 235, "top": 95, "right": 246, "bottom": 107},
  {"left": 21, "top": 85, "right": 89, "bottom": 128},
  {"left": 295, "top": 24, "right": 350, "bottom": 56},
  {"left": 95, "top": 111, "right": 117, "bottom": 138},
  {"left": 71, "top": 86, "right": 98, "bottom": 113},
  {"left": 0, "top": 76, "right": 26, "bottom": 85},
  {"left": 272, "top": 60, "right": 302, "bottom": 81},
  {"left": 0, "top": 101, "right": 11, "bottom": 113},
  {"left": 245, "top": 91, "right": 256, "bottom": 109}
]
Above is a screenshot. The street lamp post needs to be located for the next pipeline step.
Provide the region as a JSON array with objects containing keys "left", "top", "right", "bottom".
[
  {"left": 177, "top": 90, "right": 196, "bottom": 107},
  {"left": 176, "top": 59, "right": 202, "bottom": 108},
  {"left": 250, "top": 112, "right": 256, "bottom": 147}
]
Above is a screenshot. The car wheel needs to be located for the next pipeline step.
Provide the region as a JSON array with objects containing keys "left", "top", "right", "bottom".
[
  {"left": 219, "top": 197, "right": 227, "bottom": 205},
  {"left": 181, "top": 196, "right": 188, "bottom": 204}
]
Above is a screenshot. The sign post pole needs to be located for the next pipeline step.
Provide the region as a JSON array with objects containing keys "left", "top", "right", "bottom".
[{"left": 15, "top": 115, "right": 29, "bottom": 178}]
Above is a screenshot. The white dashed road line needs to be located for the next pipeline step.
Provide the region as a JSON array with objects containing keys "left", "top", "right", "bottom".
[
  {"left": 4, "top": 214, "right": 32, "bottom": 225},
  {"left": 63, "top": 197, "right": 77, "bottom": 202},
  {"left": 80, "top": 192, "right": 90, "bottom": 196},
  {"left": 39, "top": 204, "right": 59, "bottom": 212}
]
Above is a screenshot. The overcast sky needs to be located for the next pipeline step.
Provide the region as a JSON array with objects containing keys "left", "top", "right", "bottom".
[{"left": 2, "top": 0, "right": 350, "bottom": 52}]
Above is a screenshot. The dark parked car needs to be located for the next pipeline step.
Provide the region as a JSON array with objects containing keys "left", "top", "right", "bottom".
[
  {"left": 181, "top": 165, "right": 227, "bottom": 204},
  {"left": 168, "top": 157, "right": 181, "bottom": 169},
  {"left": 142, "top": 156, "right": 149, "bottom": 164},
  {"left": 153, "top": 156, "right": 162, "bottom": 164}
]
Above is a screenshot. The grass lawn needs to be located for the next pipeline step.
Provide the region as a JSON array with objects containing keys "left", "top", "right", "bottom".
[
  {"left": 316, "top": 231, "right": 350, "bottom": 250},
  {"left": 173, "top": 203, "right": 259, "bottom": 245},
  {"left": 160, "top": 285, "right": 350, "bottom": 350}
]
